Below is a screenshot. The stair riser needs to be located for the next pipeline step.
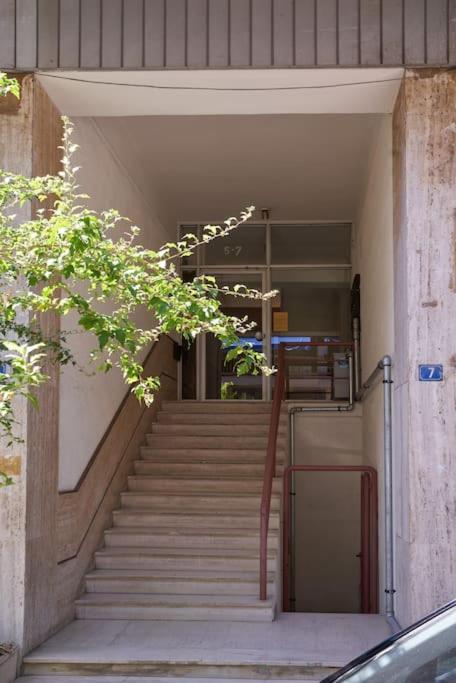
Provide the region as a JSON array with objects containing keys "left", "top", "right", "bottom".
[
  {"left": 120, "top": 493, "right": 280, "bottom": 512},
  {"left": 112, "top": 512, "right": 280, "bottom": 530},
  {"left": 104, "top": 533, "right": 279, "bottom": 550},
  {"left": 162, "top": 401, "right": 275, "bottom": 413},
  {"left": 146, "top": 436, "right": 286, "bottom": 449},
  {"left": 140, "top": 448, "right": 286, "bottom": 463},
  {"left": 127, "top": 477, "right": 281, "bottom": 494},
  {"left": 151, "top": 424, "right": 286, "bottom": 436},
  {"left": 95, "top": 556, "right": 276, "bottom": 571},
  {"left": 157, "top": 412, "right": 287, "bottom": 425},
  {"left": 134, "top": 462, "right": 284, "bottom": 477},
  {"left": 85, "top": 578, "right": 274, "bottom": 596},
  {"left": 22, "top": 663, "right": 331, "bottom": 681},
  {"left": 75, "top": 604, "right": 274, "bottom": 621}
]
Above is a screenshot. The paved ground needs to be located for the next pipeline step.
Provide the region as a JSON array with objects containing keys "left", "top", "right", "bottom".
[{"left": 22, "top": 612, "right": 391, "bottom": 674}]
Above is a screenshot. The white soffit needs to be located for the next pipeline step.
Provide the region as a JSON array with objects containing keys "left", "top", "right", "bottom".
[{"left": 37, "top": 68, "right": 404, "bottom": 117}]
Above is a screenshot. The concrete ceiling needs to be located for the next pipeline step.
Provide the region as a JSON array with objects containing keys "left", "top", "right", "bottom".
[{"left": 94, "top": 113, "right": 383, "bottom": 229}]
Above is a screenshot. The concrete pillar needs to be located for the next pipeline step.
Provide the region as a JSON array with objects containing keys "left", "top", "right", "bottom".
[
  {"left": 393, "top": 70, "right": 456, "bottom": 626},
  {"left": 0, "top": 76, "right": 61, "bottom": 656}
]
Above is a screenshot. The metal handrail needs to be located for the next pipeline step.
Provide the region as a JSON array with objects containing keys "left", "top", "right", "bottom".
[
  {"left": 259, "top": 342, "right": 285, "bottom": 600},
  {"left": 282, "top": 465, "right": 378, "bottom": 613}
]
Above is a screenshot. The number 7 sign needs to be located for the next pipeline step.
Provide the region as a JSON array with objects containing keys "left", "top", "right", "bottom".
[{"left": 418, "top": 364, "right": 443, "bottom": 381}]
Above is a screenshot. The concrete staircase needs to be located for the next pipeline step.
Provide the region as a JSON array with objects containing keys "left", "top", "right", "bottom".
[{"left": 75, "top": 401, "right": 286, "bottom": 622}]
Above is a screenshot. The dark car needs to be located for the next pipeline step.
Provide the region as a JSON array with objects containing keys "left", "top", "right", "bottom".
[{"left": 321, "top": 600, "right": 456, "bottom": 682}]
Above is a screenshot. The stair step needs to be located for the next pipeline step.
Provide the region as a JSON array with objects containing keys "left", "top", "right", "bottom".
[
  {"left": 146, "top": 434, "right": 284, "bottom": 449},
  {"left": 162, "top": 400, "right": 275, "bottom": 413},
  {"left": 112, "top": 509, "right": 280, "bottom": 530},
  {"left": 103, "top": 527, "right": 278, "bottom": 550},
  {"left": 85, "top": 568, "right": 274, "bottom": 595},
  {"left": 95, "top": 548, "right": 276, "bottom": 571},
  {"left": 158, "top": 411, "right": 287, "bottom": 425},
  {"left": 133, "top": 460, "right": 284, "bottom": 477},
  {"left": 75, "top": 593, "right": 275, "bottom": 621},
  {"left": 127, "top": 476, "right": 281, "bottom": 494},
  {"left": 140, "top": 447, "right": 285, "bottom": 463},
  {"left": 151, "top": 423, "right": 286, "bottom": 436},
  {"left": 120, "top": 491, "right": 280, "bottom": 512}
]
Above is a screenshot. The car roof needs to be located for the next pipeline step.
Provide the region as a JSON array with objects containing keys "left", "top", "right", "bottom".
[{"left": 320, "top": 599, "right": 456, "bottom": 683}]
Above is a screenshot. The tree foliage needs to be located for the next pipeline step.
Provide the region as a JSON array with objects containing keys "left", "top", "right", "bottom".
[
  {"left": 0, "top": 96, "right": 274, "bottom": 482},
  {"left": 0, "top": 72, "right": 20, "bottom": 99}
]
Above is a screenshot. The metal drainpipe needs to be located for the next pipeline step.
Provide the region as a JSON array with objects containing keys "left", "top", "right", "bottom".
[
  {"left": 287, "top": 353, "right": 354, "bottom": 610},
  {"left": 382, "top": 355, "right": 398, "bottom": 631},
  {"left": 353, "top": 318, "right": 361, "bottom": 397}
]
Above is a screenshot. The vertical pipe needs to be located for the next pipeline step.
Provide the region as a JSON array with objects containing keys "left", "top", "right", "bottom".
[
  {"left": 348, "top": 352, "right": 354, "bottom": 406},
  {"left": 360, "top": 473, "right": 369, "bottom": 613},
  {"left": 370, "top": 469, "right": 379, "bottom": 614},
  {"left": 353, "top": 317, "right": 361, "bottom": 397},
  {"left": 282, "top": 465, "right": 291, "bottom": 611},
  {"left": 289, "top": 410, "right": 296, "bottom": 611},
  {"left": 382, "top": 355, "right": 395, "bottom": 618}
]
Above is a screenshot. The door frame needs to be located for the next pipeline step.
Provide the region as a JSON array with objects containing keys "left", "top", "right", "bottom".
[{"left": 193, "top": 267, "right": 271, "bottom": 401}]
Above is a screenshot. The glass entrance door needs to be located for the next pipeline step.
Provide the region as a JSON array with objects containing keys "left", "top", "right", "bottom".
[{"left": 202, "top": 271, "right": 268, "bottom": 400}]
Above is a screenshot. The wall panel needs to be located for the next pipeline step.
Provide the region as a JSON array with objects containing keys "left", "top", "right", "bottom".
[
  {"left": 16, "top": 0, "right": 38, "bottom": 69},
  {"left": 165, "top": 0, "right": 186, "bottom": 67},
  {"left": 80, "top": 0, "right": 101, "bottom": 68},
  {"left": 144, "top": 0, "right": 166, "bottom": 67},
  {"left": 360, "top": 0, "right": 381, "bottom": 65},
  {"left": 187, "top": 0, "right": 208, "bottom": 67},
  {"left": 338, "top": 0, "right": 359, "bottom": 65},
  {"left": 230, "top": 0, "right": 251, "bottom": 67},
  {"left": 382, "top": 0, "right": 403, "bottom": 65},
  {"left": 316, "top": 0, "right": 338, "bottom": 66},
  {"left": 294, "top": 0, "right": 315, "bottom": 66},
  {"left": 123, "top": 0, "right": 145, "bottom": 67},
  {"left": 1, "top": 4, "right": 455, "bottom": 76},
  {"left": 101, "top": 0, "right": 122, "bottom": 68},
  {"left": 208, "top": 0, "right": 229, "bottom": 67}
]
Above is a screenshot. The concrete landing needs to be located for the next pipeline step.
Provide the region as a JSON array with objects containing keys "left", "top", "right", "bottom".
[{"left": 22, "top": 613, "right": 391, "bottom": 680}]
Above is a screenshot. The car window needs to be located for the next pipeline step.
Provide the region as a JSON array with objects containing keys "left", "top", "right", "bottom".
[{"left": 334, "top": 607, "right": 456, "bottom": 682}]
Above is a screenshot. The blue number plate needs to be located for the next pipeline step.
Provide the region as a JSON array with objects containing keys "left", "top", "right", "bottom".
[{"left": 418, "top": 364, "right": 443, "bottom": 382}]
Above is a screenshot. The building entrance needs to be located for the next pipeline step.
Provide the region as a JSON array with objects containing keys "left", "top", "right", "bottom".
[{"left": 180, "top": 221, "right": 353, "bottom": 401}]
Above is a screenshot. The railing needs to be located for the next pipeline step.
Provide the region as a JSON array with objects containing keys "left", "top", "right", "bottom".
[
  {"left": 259, "top": 340, "right": 354, "bottom": 601},
  {"left": 259, "top": 343, "right": 285, "bottom": 600},
  {"left": 282, "top": 465, "right": 378, "bottom": 613},
  {"left": 278, "top": 341, "right": 353, "bottom": 401}
]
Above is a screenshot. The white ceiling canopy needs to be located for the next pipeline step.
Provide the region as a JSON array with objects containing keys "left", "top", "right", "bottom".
[{"left": 38, "top": 68, "right": 403, "bottom": 117}]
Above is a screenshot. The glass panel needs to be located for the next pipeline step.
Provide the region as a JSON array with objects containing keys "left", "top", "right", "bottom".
[
  {"left": 204, "top": 224, "right": 266, "bottom": 266},
  {"left": 271, "top": 268, "right": 351, "bottom": 400},
  {"left": 271, "top": 223, "right": 351, "bottom": 264},
  {"left": 205, "top": 273, "right": 263, "bottom": 400},
  {"left": 336, "top": 605, "right": 456, "bottom": 682}
]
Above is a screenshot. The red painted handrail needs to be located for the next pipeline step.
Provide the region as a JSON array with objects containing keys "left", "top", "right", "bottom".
[
  {"left": 259, "top": 343, "right": 285, "bottom": 600},
  {"left": 282, "top": 465, "right": 378, "bottom": 613}
]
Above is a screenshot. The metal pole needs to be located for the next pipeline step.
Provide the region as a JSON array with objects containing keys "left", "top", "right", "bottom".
[
  {"left": 382, "top": 355, "right": 395, "bottom": 619},
  {"left": 353, "top": 317, "right": 361, "bottom": 396},
  {"left": 348, "top": 352, "right": 354, "bottom": 407},
  {"left": 289, "top": 409, "right": 296, "bottom": 611}
]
